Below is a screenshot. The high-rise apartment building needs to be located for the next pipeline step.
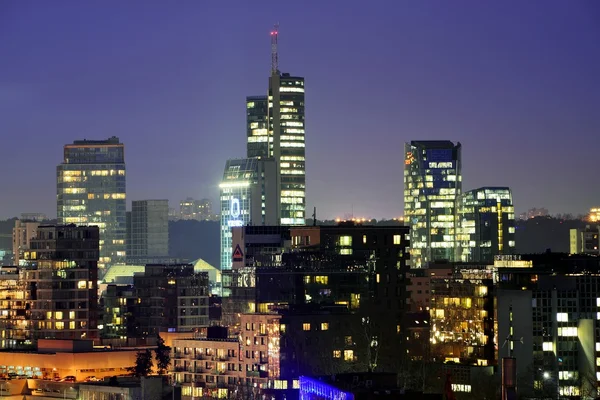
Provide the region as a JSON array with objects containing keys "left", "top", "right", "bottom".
[
  {"left": 179, "top": 198, "right": 214, "bottom": 221},
  {"left": 219, "top": 158, "right": 279, "bottom": 270},
  {"left": 57, "top": 137, "right": 126, "bottom": 272},
  {"left": 245, "top": 28, "right": 306, "bottom": 226},
  {"left": 12, "top": 220, "right": 40, "bottom": 265},
  {"left": 457, "top": 187, "right": 516, "bottom": 263},
  {"left": 126, "top": 200, "right": 169, "bottom": 263},
  {"left": 569, "top": 225, "right": 600, "bottom": 255},
  {"left": 404, "top": 141, "right": 462, "bottom": 268}
]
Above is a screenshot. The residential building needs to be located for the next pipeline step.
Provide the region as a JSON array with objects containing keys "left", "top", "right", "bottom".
[
  {"left": 133, "top": 264, "right": 210, "bottom": 337},
  {"left": 457, "top": 187, "right": 516, "bottom": 263},
  {"left": 496, "top": 254, "right": 600, "bottom": 399},
  {"left": 23, "top": 225, "right": 100, "bottom": 341},
  {"left": 0, "top": 266, "right": 32, "bottom": 349},
  {"left": 57, "top": 136, "right": 126, "bottom": 272},
  {"left": 12, "top": 219, "right": 40, "bottom": 265},
  {"left": 219, "top": 158, "right": 279, "bottom": 270},
  {"left": 99, "top": 284, "right": 136, "bottom": 340},
  {"left": 404, "top": 141, "right": 462, "bottom": 268},
  {"left": 180, "top": 198, "right": 214, "bottom": 221},
  {"left": 569, "top": 225, "right": 600, "bottom": 255},
  {"left": 126, "top": 199, "right": 169, "bottom": 264}
]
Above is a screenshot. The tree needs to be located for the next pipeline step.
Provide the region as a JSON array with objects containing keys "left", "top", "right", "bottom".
[
  {"left": 128, "top": 349, "right": 154, "bottom": 377},
  {"left": 155, "top": 334, "right": 171, "bottom": 375}
]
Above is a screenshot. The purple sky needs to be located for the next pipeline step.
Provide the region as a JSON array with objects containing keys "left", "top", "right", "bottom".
[{"left": 1, "top": 1, "right": 599, "bottom": 220}]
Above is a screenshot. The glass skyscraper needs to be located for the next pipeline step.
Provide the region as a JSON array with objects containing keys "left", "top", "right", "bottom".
[
  {"left": 404, "top": 141, "right": 462, "bottom": 268},
  {"left": 246, "top": 73, "right": 306, "bottom": 226},
  {"left": 57, "top": 137, "right": 126, "bottom": 272},
  {"left": 219, "top": 158, "right": 278, "bottom": 270},
  {"left": 456, "top": 187, "right": 515, "bottom": 263}
]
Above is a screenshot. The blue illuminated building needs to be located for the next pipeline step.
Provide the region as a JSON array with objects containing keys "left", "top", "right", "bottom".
[
  {"left": 299, "top": 376, "right": 354, "bottom": 400},
  {"left": 404, "top": 141, "right": 462, "bottom": 268},
  {"left": 219, "top": 158, "right": 278, "bottom": 270}
]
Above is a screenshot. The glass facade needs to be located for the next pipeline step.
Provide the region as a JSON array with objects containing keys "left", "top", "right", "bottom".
[
  {"left": 127, "top": 200, "right": 169, "bottom": 259},
  {"left": 457, "top": 187, "right": 515, "bottom": 263},
  {"left": 269, "top": 73, "right": 306, "bottom": 226},
  {"left": 56, "top": 137, "right": 126, "bottom": 272},
  {"left": 219, "top": 159, "right": 278, "bottom": 271},
  {"left": 246, "top": 96, "right": 269, "bottom": 159},
  {"left": 404, "top": 141, "right": 461, "bottom": 268}
]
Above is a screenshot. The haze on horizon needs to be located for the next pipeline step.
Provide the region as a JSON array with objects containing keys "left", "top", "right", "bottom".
[{"left": 1, "top": 0, "right": 599, "bottom": 220}]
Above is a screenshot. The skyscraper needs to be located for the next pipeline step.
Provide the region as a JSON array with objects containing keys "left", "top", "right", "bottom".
[
  {"left": 404, "top": 141, "right": 462, "bottom": 268},
  {"left": 456, "top": 187, "right": 516, "bottom": 263},
  {"left": 246, "top": 27, "right": 306, "bottom": 226},
  {"left": 219, "top": 158, "right": 278, "bottom": 270},
  {"left": 57, "top": 136, "right": 126, "bottom": 272},
  {"left": 126, "top": 200, "right": 169, "bottom": 263}
]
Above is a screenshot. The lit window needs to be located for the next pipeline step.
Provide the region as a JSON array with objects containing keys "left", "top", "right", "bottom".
[
  {"left": 542, "top": 342, "right": 553, "bottom": 351},
  {"left": 302, "top": 323, "right": 310, "bottom": 331},
  {"left": 339, "top": 236, "right": 352, "bottom": 246},
  {"left": 557, "top": 313, "right": 568, "bottom": 322},
  {"left": 321, "top": 323, "right": 329, "bottom": 331},
  {"left": 314, "top": 276, "right": 328, "bottom": 285},
  {"left": 343, "top": 350, "right": 354, "bottom": 361},
  {"left": 333, "top": 350, "right": 341, "bottom": 358},
  {"left": 558, "top": 327, "right": 577, "bottom": 337},
  {"left": 393, "top": 235, "right": 401, "bottom": 245},
  {"left": 55, "top": 311, "right": 63, "bottom": 319}
]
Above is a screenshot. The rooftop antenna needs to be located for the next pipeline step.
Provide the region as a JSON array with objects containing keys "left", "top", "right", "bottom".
[
  {"left": 270, "top": 23, "right": 279, "bottom": 75},
  {"left": 313, "top": 207, "right": 317, "bottom": 226}
]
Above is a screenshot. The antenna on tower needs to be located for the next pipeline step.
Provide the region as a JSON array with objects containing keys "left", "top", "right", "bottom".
[{"left": 270, "top": 23, "right": 279, "bottom": 75}]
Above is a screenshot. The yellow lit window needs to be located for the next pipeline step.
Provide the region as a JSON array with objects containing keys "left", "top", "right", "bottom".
[
  {"left": 280, "top": 324, "right": 286, "bottom": 333},
  {"left": 55, "top": 311, "right": 63, "bottom": 319},
  {"left": 55, "top": 322, "right": 65, "bottom": 330},
  {"left": 343, "top": 350, "right": 354, "bottom": 361},
  {"left": 69, "top": 311, "right": 75, "bottom": 319},
  {"left": 78, "top": 281, "right": 87, "bottom": 289},
  {"left": 339, "top": 236, "right": 352, "bottom": 246},
  {"left": 333, "top": 350, "right": 341, "bottom": 358},
  {"left": 315, "top": 276, "right": 328, "bottom": 285},
  {"left": 321, "top": 323, "right": 329, "bottom": 331},
  {"left": 302, "top": 323, "right": 310, "bottom": 331},
  {"left": 69, "top": 321, "right": 75, "bottom": 330},
  {"left": 393, "top": 235, "right": 401, "bottom": 245}
]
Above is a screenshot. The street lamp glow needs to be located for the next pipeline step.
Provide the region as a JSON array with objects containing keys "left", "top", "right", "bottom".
[{"left": 543, "top": 371, "right": 550, "bottom": 379}]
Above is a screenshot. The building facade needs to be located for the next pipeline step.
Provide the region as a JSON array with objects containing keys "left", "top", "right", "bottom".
[
  {"left": 57, "top": 137, "right": 126, "bottom": 272},
  {"left": 457, "top": 187, "right": 516, "bottom": 263},
  {"left": 132, "top": 264, "right": 210, "bottom": 337},
  {"left": 569, "top": 225, "right": 600, "bottom": 255},
  {"left": 126, "top": 199, "right": 169, "bottom": 263},
  {"left": 179, "top": 198, "right": 214, "bottom": 221},
  {"left": 12, "top": 220, "right": 40, "bottom": 266},
  {"left": 404, "top": 141, "right": 462, "bottom": 268},
  {"left": 219, "top": 158, "right": 278, "bottom": 271},
  {"left": 246, "top": 96, "right": 270, "bottom": 159}
]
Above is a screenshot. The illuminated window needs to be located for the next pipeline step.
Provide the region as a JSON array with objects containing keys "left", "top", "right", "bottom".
[
  {"left": 343, "top": 350, "right": 354, "bottom": 361},
  {"left": 393, "top": 235, "right": 401, "bottom": 245},
  {"left": 55, "top": 311, "right": 63, "bottom": 319},
  {"left": 339, "top": 236, "right": 352, "bottom": 246},
  {"left": 55, "top": 322, "right": 65, "bottom": 330},
  {"left": 280, "top": 324, "right": 286, "bottom": 333},
  {"left": 302, "top": 323, "right": 310, "bottom": 331},
  {"left": 558, "top": 327, "right": 577, "bottom": 337},
  {"left": 557, "top": 313, "right": 568, "bottom": 322},
  {"left": 69, "top": 311, "right": 75, "bottom": 320},
  {"left": 542, "top": 342, "right": 553, "bottom": 351},
  {"left": 78, "top": 281, "right": 87, "bottom": 289},
  {"left": 321, "top": 323, "right": 329, "bottom": 331},
  {"left": 345, "top": 336, "right": 352, "bottom": 345},
  {"left": 333, "top": 350, "right": 341, "bottom": 358},
  {"left": 363, "top": 235, "right": 367, "bottom": 244},
  {"left": 314, "top": 276, "right": 328, "bottom": 285}
]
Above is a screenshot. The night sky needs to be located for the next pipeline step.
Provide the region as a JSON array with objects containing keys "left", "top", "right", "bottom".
[{"left": 1, "top": 1, "right": 599, "bottom": 220}]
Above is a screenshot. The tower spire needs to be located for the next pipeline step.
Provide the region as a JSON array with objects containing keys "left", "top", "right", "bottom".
[{"left": 270, "top": 23, "right": 279, "bottom": 75}]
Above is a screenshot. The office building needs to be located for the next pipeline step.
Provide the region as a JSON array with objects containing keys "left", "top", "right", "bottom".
[
  {"left": 457, "top": 187, "right": 516, "bottom": 263},
  {"left": 404, "top": 141, "right": 462, "bottom": 268},
  {"left": 57, "top": 136, "right": 126, "bottom": 272},
  {"left": 19, "top": 213, "right": 47, "bottom": 222},
  {"left": 12, "top": 219, "right": 40, "bottom": 265},
  {"left": 245, "top": 28, "right": 306, "bottom": 226},
  {"left": 0, "top": 266, "right": 32, "bottom": 349},
  {"left": 219, "top": 158, "right": 278, "bottom": 270},
  {"left": 570, "top": 225, "right": 600, "bottom": 255},
  {"left": 126, "top": 199, "right": 169, "bottom": 264},
  {"left": 133, "top": 264, "right": 210, "bottom": 337}
]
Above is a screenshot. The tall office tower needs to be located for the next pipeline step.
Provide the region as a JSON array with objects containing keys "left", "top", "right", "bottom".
[
  {"left": 457, "top": 187, "right": 516, "bottom": 263},
  {"left": 219, "top": 158, "right": 278, "bottom": 270},
  {"left": 12, "top": 219, "right": 40, "bottom": 265},
  {"left": 404, "top": 141, "right": 462, "bottom": 268},
  {"left": 246, "top": 27, "right": 306, "bottom": 226},
  {"left": 57, "top": 137, "right": 126, "bottom": 272},
  {"left": 126, "top": 200, "right": 169, "bottom": 264}
]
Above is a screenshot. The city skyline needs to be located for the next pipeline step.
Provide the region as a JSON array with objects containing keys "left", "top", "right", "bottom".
[{"left": 2, "top": 1, "right": 600, "bottom": 219}]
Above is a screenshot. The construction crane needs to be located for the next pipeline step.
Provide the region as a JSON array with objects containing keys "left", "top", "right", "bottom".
[{"left": 270, "top": 23, "right": 279, "bottom": 75}]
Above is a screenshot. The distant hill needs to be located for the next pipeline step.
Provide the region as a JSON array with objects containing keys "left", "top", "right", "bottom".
[{"left": 169, "top": 220, "right": 219, "bottom": 267}]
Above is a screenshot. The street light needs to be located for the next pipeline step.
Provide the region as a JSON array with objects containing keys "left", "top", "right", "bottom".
[{"left": 543, "top": 371, "right": 550, "bottom": 379}]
